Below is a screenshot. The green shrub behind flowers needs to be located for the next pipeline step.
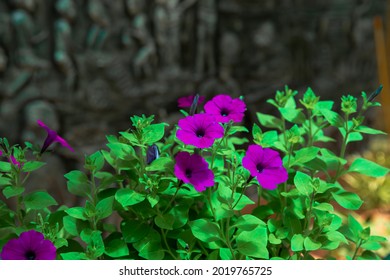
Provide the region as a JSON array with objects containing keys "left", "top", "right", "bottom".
[{"left": 0, "top": 86, "right": 388, "bottom": 260}]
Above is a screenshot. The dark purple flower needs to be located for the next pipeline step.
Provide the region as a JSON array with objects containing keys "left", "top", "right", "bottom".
[
  {"left": 37, "top": 120, "right": 74, "bottom": 153},
  {"left": 176, "top": 114, "right": 224, "bottom": 149},
  {"left": 0, "top": 230, "right": 56, "bottom": 260},
  {"left": 204, "top": 94, "right": 246, "bottom": 123},
  {"left": 146, "top": 144, "right": 160, "bottom": 165},
  {"left": 174, "top": 152, "right": 214, "bottom": 192},
  {"left": 242, "top": 144, "right": 288, "bottom": 190},
  {"left": 178, "top": 94, "right": 206, "bottom": 108}
]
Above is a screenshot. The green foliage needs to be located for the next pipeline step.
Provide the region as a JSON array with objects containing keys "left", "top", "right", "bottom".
[{"left": 0, "top": 88, "right": 388, "bottom": 260}]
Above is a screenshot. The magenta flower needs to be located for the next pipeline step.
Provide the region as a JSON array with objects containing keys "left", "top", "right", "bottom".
[
  {"left": 0, "top": 230, "right": 56, "bottom": 260},
  {"left": 10, "top": 155, "right": 23, "bottom": 168},
  {"left": 37, "top": 120, "right": 74, "bottom": 153},
  {"left": 204, "top": 94, "right": 246, "bottom": 123},
  {"left": 174, "top": 152, "right": 214, "bottom": 192},
  {"left": 178, "top": 94, "right": 206, "bottom": 108},
  {"left": 176, "top": 114, "right": 224, "bottom": 148},
  {"left": 242, "top": 144, "right": 288, "bottom": 190}
]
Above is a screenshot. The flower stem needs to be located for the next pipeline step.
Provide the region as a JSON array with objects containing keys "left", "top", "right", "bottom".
[
  {"left": 307, "top": 109, "right": 314, "bottom": 146},
  {"left": 163, "top": 180, "right": 182, "bottom": 213},
  {"left": 161, "top": 228, "right": 178, "bottom": 260}
]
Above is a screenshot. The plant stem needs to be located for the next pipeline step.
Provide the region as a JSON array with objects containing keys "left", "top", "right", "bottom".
[
  {"left": 161, "top": 228, "right": 178, "bottom": 260},
  {"left": 352, "top": 239, "right": 362, "bottom": 260},
  {"left": 333, "top": 113, "right": 350, "bottom": 182},
  {"left": 307, "top": 109, "right": 314, "bottom": 146},
  {"left": 163, "top": 180, "right": 182, "bottom": 213},
  {"left": 303, "top": 191, "right": 316, "bottom": 236}
]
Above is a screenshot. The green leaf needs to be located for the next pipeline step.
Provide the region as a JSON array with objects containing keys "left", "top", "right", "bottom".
[
  {"left": 64, "top": 170, "right": 91, "bottom": 197},
  {"left": 291, "top": 234, "right": 304, "bottom": 251},
  {"left": 348, "top": 215, "right": 363, "bottom": 240},
  {"left": 145, "top": 157, "right": 172, "bottom": 172},
  {"left": 256, "top": 112, "right": 283, "bottom": 130},
  {"left": 95, "top": 196, "right": 114, "bottom": 220},
  {"left": 121, "top": 221, "right": 150, "bottom": 243},
  {"left": 23, "top": 191, "right": 57, "bottom": 210},
  {"left": 133, "top": 229, "right": 164, "bottom": 260},
  {"left": 22, "top": 161, "right": 46, "bottom": 172},
  {"left": 234, "top": 214, "right": 266, "bottom": 231},
  {"left": 332, "top": 191, "right": 363, "bottom": 210},
  {"left": 87, "top": 151, "right": 105, "bottom": 171},
  {"left": 105, "top": 238, "right": 129, "bottom": 258},
  {"left": 314, "top": 100, "right": 334, "bottom": 112},
  {"left": 339, "top": 128, "right": 363, "bottom": 144},
  {"left": 219, "top": 248, "right": 234, "bottom": 260},
  {"left": 318, "top": 108, "right": 344, "bottom": 127},
  {"left": 232, "top": 193, "right": 255, "bottom": 211},
  {"left": 115, "top": 188, "right": 146, "bottom": 207},
  {"left": 252, "top": 123, "right": 262, "bottom": 144},
  {"left": 321, "top": 241, "right": 340, "bottom": 250},
  {"left": 360, "top": 241, "right": 382, "bottom": 251},
  {"left": 269, "top": 233, "right": 282, "bottom": 245},
  {"left": 0, "top": 161, "right": 12, "bottom": 172},
  {"left": 291, "top": 147, "right": 320, "bottom": 166},
  {"left": 313, "top": 202, "right": 334, "bottom": 212},
  {"left": 190, "top": 219, "right": 221, "bottom": 242},
  {"left": 228, "top": 125, "right": 249, "bottom": 135},
  {"left": 261, "top": 131, "right": 279, "bottom": 147},
  {"left": 0, "top": 175, "right": 11, "bottom": 187},
  {"left": 142, "top": 123, "right": 167, "bottom": 145},
  {"left": 326, "top": 231, "right": 348, "bottom": 244},
  {"left": 106, "top": 142, "right": 136, "bottom": 160},
  {"left": 348, "top": 158, "right": 389, "bottom": 177},
  {"left": 63, "top": 216, "right": 89, "bottom": 236},
  {"left": 279, "top": 107, "right": 305, "bottom": 124},
  {"left": 354, "top": 125, "right": 386, "bottom": 135},
  {"left": 119, "top": 131, "right": 139, "bottom": 146},
  {"left": 86, "top": 231, "right": 105, "bottom": 259},
  {"left": 3, "top": 186, "right": 24, "bottom": 199},
  {"left": 65, "top": 207, "right": 87, "bottom": 220},
  {"left": 54, "top": 238, "right": 68, "bottom": 249},
  {"left": 236, "top": 227, "right": 268, "bottom": 259},
  {"left": 146, "top": 194, "right": 159, "bottom": 208},
  {"left": 304, "top": 236, "right": 321, "bottom": 251},
  {"left": 61, "top": 252, "right": 88, "bottom": 260},
  {"left": 293, "top": 171, "right": 313, "bottom": 196}
]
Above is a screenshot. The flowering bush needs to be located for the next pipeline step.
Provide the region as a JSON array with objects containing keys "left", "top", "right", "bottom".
[{"left": 0, "top": 87, "right": 388, "bottom": 260}]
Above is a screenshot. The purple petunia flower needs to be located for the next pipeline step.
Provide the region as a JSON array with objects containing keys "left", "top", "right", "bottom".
[
  {"left": 204, "top": 94, "right": 246, "bottom": 123},
  {"left": 0, "top": 230, "right": 56, "bottom": 260},
  {"left": 174, "top": 151, "right": 214, "bottom": 192},
  {"left": 242, "top": 144, "right": 288, "bottom": 190},
  {"left": 37, "top": 120, "right": 74, "bottom": 154},
  {"left": 176, "top": 114, "right": 224, "bottom": 149},
  {"left": 178, "top": 94, "right": 206, "bottom": 108}
]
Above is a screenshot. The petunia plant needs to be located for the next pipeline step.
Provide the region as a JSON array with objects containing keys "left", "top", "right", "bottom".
[{"left": 0, "top": 87, "right": 388, "bottom": 260}]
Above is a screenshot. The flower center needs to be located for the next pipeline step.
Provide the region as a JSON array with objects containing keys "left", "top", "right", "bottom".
[
  {"left": 220, "top": 108, "right": 230, "bottom": 117},
  {"left": 185, "top": 169, "right": 192, "bottom": 178},
  {"left": 25, "top": 250, "right": 36, "bottom": 260},
  {"left": 196, "top": 128, "right": 205, "bottom": 138},
  {"left": 256, "top": 163, "right": 264, "bottom": 173}
]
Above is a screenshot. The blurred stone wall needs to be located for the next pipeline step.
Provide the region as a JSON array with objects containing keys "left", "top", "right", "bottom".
[{"left": 0, "top": 0, "right": 386, "bottom": 204}]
